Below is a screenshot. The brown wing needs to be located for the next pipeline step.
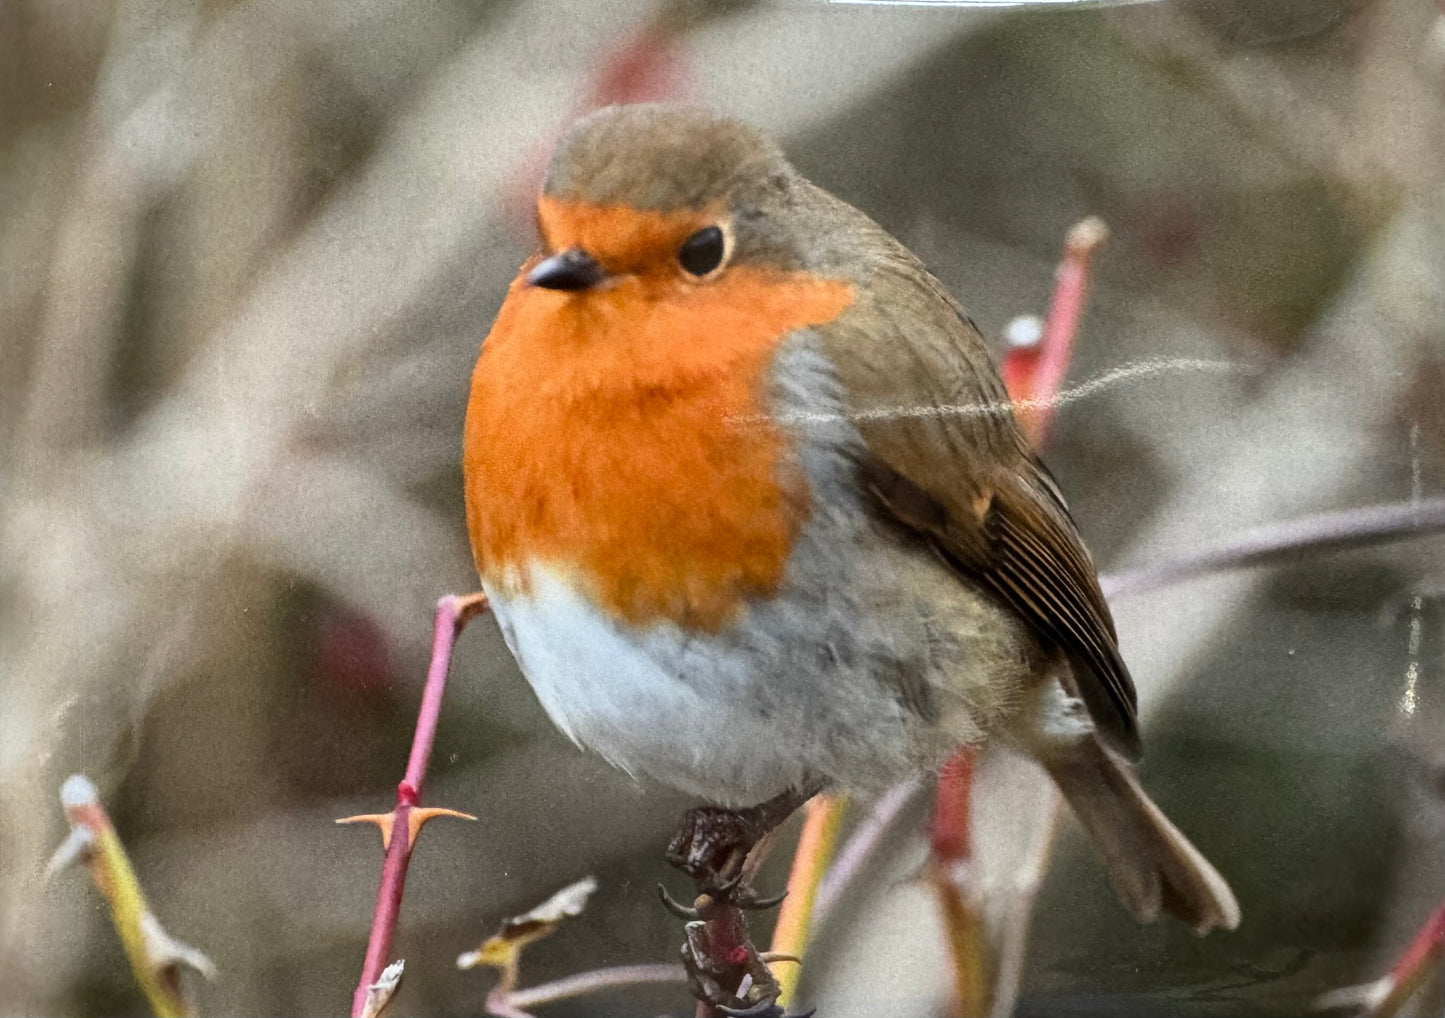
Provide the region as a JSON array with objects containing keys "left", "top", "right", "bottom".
[{"left": 816, "top": 249, "right": 1141, "bottom": 759}]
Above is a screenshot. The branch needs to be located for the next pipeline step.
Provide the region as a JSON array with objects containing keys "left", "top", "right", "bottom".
[
  {"left": 1316, "top": 900, "right": 1445, "bottom": 1016},
  {"left": 507, "top": 964, "right": 686, "bottom": 1013},
  {"left": 339, "top": 592, "right": 489, "bottom": 1018},
  {"left": 929, "top": 749, "right": 989, "bottom": 1018},
  {"left": 1101, "top": 498, "right": 1445, "bottom": 600},
  {"left": 1001, "top": 216, "right": 1108, "bottom": 449},
  {"left": 813, "top": 778, "right": 923, "bottom": 923},
  {"left": 769, "top": 794, "right": 848, "bottom": 1007},
  {"left": 47, "top": 775, "right": 216, "bottom": 1018}
]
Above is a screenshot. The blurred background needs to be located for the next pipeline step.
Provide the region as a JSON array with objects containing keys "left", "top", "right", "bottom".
[{"left": 3, "top": 0, "right": 1444, "bottom": 1014}]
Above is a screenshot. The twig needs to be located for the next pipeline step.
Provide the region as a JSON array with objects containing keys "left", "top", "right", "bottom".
[
  {"left": 988, "top": 792, "right": 1063, "bottom": 1018},
  {"left": 340, "top": 592, "right": 489, "bottom": 1018},
  {"left": 929, "top": 748, "right": 990, "bottom": 1017},
  {"left": 1100, "top": 497, "right": 1445, "bottom": 600},
  {"left": 813, "top": 778, "right": 922, "bottom": 922},
  {"left": 1316, "top": 900, "right": 1445, "bottom": 1016},
  {"left": 770, "top": 794, "right": 848, "bottom": 1007},
  {"left": 694, "top": 895, "right": 758, "bottom": 1018},
  {"left": 47, "top": 775, "right": 216, "bottom": 1018},
  {"left": 1001, "top": 216, "right": 1108, "bottom": 449},
  {"left": 506, "top": 964, "right": 687, "bottom": 1012}
]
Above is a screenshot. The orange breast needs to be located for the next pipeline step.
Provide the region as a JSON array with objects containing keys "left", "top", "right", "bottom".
[{"left": 463, "top": 223, "right": 853, "bottom": 632}]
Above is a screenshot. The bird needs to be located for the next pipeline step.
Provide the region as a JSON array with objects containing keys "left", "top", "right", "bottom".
[{"left": 463, "top": 102, "right": 1240, "bottom": 939}]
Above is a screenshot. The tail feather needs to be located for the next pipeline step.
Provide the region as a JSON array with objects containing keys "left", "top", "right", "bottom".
[
  {"left": 1013, "top": 676, "right": 1240, "bottom": 935},
  {"left": 1043, "top": 738, "right": 1241, "bottom": 935}
]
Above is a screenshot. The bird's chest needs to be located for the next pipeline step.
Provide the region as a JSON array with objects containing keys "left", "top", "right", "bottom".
[{"left": 464, "top": 342, "right": 808, "bottom": 633}]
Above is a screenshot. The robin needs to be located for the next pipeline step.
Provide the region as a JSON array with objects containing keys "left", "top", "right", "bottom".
[{"left": 463, "top": 103, "right": 1239, "bottom": 940}]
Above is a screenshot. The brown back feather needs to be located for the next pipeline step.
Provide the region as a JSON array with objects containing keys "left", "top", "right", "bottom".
[{"left": 816, "top": 244, "right": 1141, "bottom": 759}]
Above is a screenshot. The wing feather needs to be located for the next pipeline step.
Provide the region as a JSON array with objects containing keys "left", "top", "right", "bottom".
[{"left": 817, "top": 250, "right": 1140, "bottom": 758}]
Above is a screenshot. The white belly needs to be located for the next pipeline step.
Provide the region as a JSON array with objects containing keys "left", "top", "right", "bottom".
[{"left": 486, "top": 567, "right": 824, "bottom": 805}]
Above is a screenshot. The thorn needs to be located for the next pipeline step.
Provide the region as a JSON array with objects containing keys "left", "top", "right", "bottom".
[
  {"left": 454, "top": 591, "right": 491, "bottom": 625},
  {"left": 139, "top": 912, "right": 218, "bottom": 980},
  {"left": 758, "top": 952, "right": 803, "bottom": 966},
  {"left": 717, "top": 998, "right": 785, "bottom": 1017},
  {"left": 45, "top": 826, "right": 95, "bottom": 878},
  {"left": 406, "top": 806, "right": 477, "bottom": 846},
  {"left": 337, "top": 812, "right": 397, "bottom": 850},
  {"left": 737, "top": 888, "right": 788, "bottom": 911}
]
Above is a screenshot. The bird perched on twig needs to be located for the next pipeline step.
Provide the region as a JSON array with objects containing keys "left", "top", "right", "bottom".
[{"left": 463, "top": 103, "right": 1240, "bottom": 963}]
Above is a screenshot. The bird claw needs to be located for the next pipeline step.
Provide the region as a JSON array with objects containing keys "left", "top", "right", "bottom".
[
  {"left": 721, "top": 1006, "right": 814, "bottom": 1018},
  {"left": 736, "top": 887, "right": 788, "bottom": 911},
  {"left": 657, "top": 883, "right": 701, "bottom": 920},
  {"left": 658, "top": 880, "right": 785, "bottom": 922},
  {"left": 717, "top": 999, "right": 792, "bottom": 1017}
]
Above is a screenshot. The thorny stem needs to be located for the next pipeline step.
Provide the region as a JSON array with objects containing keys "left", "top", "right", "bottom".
[
  {"left": 1365, "top": 901, "right": 1445, "bottom": 1017},
  {"left": 49, "top": 776, "right": 215, "bottom": 1018},
  {"left": 929, "top": 749, "right": 990, "bottom": 1017},
  {"left": 346, "top": 592, "right": 489, "bottom": 1018},
  {"left": 930, "top": 750, "right": 977, "bottom": 865},
  {"left": 697, "top": 899, "right": 753, "bottom": 1018}
]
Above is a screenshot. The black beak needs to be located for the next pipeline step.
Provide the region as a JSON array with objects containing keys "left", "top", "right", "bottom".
[{"left": 527, "top": 248, "right": 607, "bottom": 291}]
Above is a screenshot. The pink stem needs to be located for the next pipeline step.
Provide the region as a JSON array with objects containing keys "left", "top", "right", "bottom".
[
  {"left": 1005, "top": 216, "right": 1108, "bottom": 448},
  {"left": 1372, "top": 901, "right": 1445, "bottom": 1015},
  {"left": 1033, "top": 223, "right": 1099, "bottom": 414},
  {"left": 930, "top": 749, "right": 976, "bottom": 863},
  {"left": 350, "top": 593, "right": 488, "bottom": 1018},
  {"left": 402, "top": 596, "right": 466, "bottom": 794},
  {"left": 1385, "top": 901, "right": 1445, "bottom": 985}
]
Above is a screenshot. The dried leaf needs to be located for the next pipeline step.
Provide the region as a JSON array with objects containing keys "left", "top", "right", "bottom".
[
  {"left": 360, "top": 959, "right": 405, "bottom": 1018},
  {"left": 457, "top": 876, "right": 598, "bottom": 970}
]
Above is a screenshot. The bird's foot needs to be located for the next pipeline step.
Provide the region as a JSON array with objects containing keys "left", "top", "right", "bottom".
[
  {"left": 666, "top": 787, "right": 815, "bottom": 898},
  {"left": 667, "top": 805, "right": 764, "bottom": 896},
  {"left": 664, "top": 787, "right": 820, "bottom": 1016}
]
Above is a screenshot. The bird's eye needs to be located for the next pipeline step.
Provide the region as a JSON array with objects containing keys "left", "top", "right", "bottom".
[{"left": 678, "top": 225, "right": 726, "bottom": 278}]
